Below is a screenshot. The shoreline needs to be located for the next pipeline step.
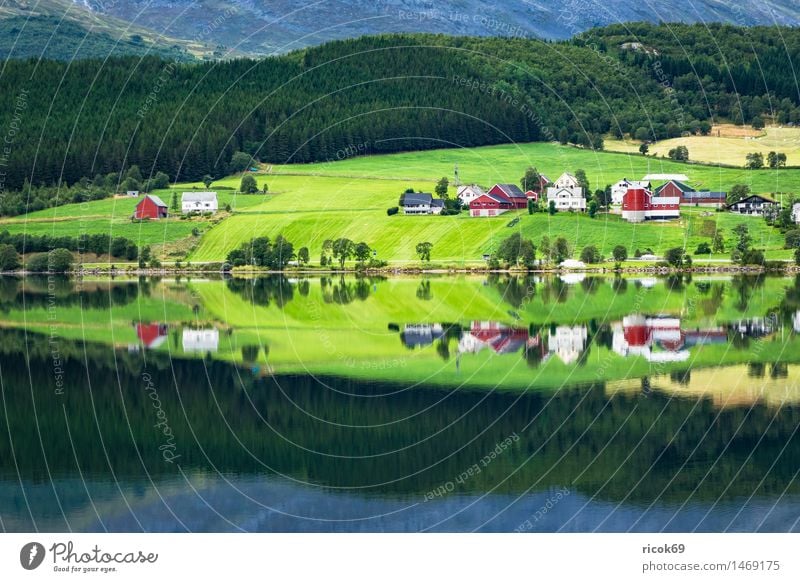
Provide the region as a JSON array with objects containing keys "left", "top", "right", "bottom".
[{"left": 4, "top": 264, "right": 797, "bottom": 278}]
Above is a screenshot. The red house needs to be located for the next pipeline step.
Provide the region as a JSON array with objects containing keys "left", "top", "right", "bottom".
[
  {"left": 487, "top": 183, "right": 527, "bottom": 209},
  {"left": 133, "top": 195, "right": 168, "bottom": 220},
  {"left": 469, "top": 192, "right": 513, "bottom": 217}
]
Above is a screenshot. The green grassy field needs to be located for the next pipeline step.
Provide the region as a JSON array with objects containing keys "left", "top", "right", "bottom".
[{"left": 1, "top": 141, "right": 797, "bottom": 264}]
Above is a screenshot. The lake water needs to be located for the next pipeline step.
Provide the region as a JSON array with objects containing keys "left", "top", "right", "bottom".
[{"left": 1, "top": 274, "right": 799, "bottom": 532}]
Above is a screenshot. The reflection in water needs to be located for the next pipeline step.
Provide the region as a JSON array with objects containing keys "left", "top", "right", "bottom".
[
  {"left": 0, "top": 336, "right": 798, "bottom": 532},
  {"left": 2, "top": 274, "right": 800, "bottom": 532},
  {"left": 182, "top": 328, "right": 220, "bottom": 353}
]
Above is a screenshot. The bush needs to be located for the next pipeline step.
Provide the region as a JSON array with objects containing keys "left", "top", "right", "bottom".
[
  {"left": 239, "top": 174, "right": 258, "bottom": 194},
  {"left": 27, "top": 248, "right": 74, "bottom": 273},
  {"left": 0, "top": 244, "right": 20, "bottom": 271},
  {"left": 664, "top": 247, "right": 687, "bottom": 268},
  {"left": 694, "top": 242, "right": 712, "bottom": 255},
  {"left": 580, "top": 245, "right": 602, "bottom": 264},
  {"left": 784, "top": 229, "right": 800, "bottom": 249},
  {"left": 741, "top": 248, "right": 765, "bottom": 265},
  {"left": 612, "top": 245, "right": 628, "bottom": 262},
  {"left": 386, "top": 206, "right": 399, "bottom": 216},
  {"left": 795, "top": 248, "right": 800, "bottom": 266}
]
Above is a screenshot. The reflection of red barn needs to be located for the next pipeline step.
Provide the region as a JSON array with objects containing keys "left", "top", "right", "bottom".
[
  {"left": 133, "top": 195, "right": 168, "bottom": 220},
  {"left": 468, "top": 321, "right": 528, "bottom": 354},
  {"left": 621, "top": 188, "right": 680, "bottom": 223},
  {"left": 136, "top": 323, "right": 169, "bottom": 349}
]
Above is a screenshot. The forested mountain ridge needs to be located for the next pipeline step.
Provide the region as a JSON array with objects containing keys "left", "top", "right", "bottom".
[{"left": 1, "top": 25, "right": 799, "bottom": 205}]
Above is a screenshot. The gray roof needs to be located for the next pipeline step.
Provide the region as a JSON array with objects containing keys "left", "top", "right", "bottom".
[
  {"left": 430, "top": 199, "right": 445, "bottom": 208},
  {"left": 182, "top": 191, "right": 217, "bottom": 202},
  {"left": 145, "top": 194, "right": 168, "bottom": 207},
  {"left": 494, "top": 183, "right": 526, "bottom": 198},
  {"left": 682, "top": 191, "right": 726, "bottom": 200},
  {"left": 402, "top": 192, "right": 433, "bottom": 206}
]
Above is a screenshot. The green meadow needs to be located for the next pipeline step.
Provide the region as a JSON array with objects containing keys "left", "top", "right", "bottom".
[{"left": 0, "top": 142, "right": 797, "bottom": 264}]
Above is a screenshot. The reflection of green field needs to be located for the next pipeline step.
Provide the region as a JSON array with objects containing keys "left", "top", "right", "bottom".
[
  {"left": 186, "top": 276, "right": 799, "bottom": 387},
  {"left": 6, "top": 276, "right": 798, "bottom": 389}
]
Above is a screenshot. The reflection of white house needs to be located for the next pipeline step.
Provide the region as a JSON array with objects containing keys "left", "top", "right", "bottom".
[
  {"left": 456, "top": 184, "right": 485, "bottom": 206},
  {"left": 795, "top": 311, "right": 800, "bottom": 333},
  {"left": 793, "top": 202, "right": 800, "bottom": 224},
  {"left": 182, "top": 191, "right": 218, "bottom": 214},
  {"left": 611, "top": 178, "right": 651, "bottom": 205},
  {"left": 548, "top": 325, "right": 588, "bottom": 364},
  {"left": 546, "top": 172, "right": 586, "bottom": 211},
  {"left": 612, "top": 315, "right": 689, "bottom": 362},
  {"left": 182, "top": 329, "right": 220, "bottom": 352},
  {"left": 559, "top": 272, "right": 586, "bottom": 285},
  {"left": 400, "top": 324, "right": 444, "bottom": 348}
]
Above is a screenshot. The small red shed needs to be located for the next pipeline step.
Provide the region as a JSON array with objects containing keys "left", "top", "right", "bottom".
[{"left": 134, "top": 195, "right": 168, "bottom": 220}]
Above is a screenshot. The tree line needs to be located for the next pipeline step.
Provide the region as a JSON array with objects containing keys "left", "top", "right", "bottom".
[{"left": 3, "top": 26, "right": 795, "bottom": 202}]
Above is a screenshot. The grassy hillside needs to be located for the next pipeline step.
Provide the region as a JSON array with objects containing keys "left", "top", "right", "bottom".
[
  {"left": 187, "top": 142, "right": 794, "bottom": 263},
  {"left": 606, "top": 126, "right": 800, "bottom": 167},
  {"left": 0, "top": 142, "right": 792, "bottom": 264}
]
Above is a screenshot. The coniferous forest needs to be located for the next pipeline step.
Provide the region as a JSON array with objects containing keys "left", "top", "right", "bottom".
[{"left": 1, "top": 23, "right": 799, "bottom": 197}]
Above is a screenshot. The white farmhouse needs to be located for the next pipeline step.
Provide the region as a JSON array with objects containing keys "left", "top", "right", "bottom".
[
  {"left": 456, "top": 184, "right": 485, "bottom": 206},
  {"left": 181, "top": 191, "right": 218, "bottom": 214},
  {"left": 546, "top": 172, "right": 586, "bottom": 211},
  {"left": 793, "top": 202, "right": 800, "bottom": 224}
]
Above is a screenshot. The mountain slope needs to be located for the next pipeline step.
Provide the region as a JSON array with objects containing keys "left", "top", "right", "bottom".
[
  {"left": 0, "top": 0, "right": 219, "bottom": 60},
  {"left": 75, "top": 0, "right": 800, "bottom": 55}
]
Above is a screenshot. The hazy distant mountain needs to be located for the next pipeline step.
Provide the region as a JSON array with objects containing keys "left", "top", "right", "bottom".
[
  {"left": 77, "top": 0, "right": 800, "bottom": 55},
  {"left": 1, "top": 0, "right": 799, "bottom": 59}
]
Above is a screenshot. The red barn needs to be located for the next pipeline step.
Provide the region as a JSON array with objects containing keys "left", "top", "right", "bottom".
[
  {"left": 133, "top": 195, "right": 168, "bottom": 220},
  {"left": 487, "top": 183, "right": 527, "bottom": 209},
  {"left": 469, "top": 192, "right": 513, "bottom": 217},
  {"left": 622, "top": 188, "right": 680, "bottom": 223}
]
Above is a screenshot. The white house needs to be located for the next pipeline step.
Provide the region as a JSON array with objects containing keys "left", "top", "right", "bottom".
[
  {"left": 181, "top": 191, "right": 218, "bottom": 214},
  {"left": 400, "top": 192, "right": 444, "bottom": 215},
  {"left": 182, "top": 329, "right": 219, "bottom": 352},
  {"left": 793, "top": 202, "right": 800, "bottom": 224},
  {"left": 456, "top": 184, "right": 485, "bottom": 206},
  {"left": 611, "top": 178, "right": 651, "bottom": 205},
  {"left": 546, "top": 172, "right": 586, "bottom": 211}
]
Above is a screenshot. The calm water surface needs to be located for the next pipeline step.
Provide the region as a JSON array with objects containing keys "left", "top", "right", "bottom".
[{"left": 1, "top": 274, "right": 799, "bottom": 532}]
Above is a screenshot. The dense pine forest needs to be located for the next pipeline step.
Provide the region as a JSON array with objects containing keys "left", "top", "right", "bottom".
[{"left": 1, "top": 23, "right": 799, "bottom": 199}]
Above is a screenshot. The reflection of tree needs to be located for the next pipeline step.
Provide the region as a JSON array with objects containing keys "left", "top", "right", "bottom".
[
  {"left": 770, "top": 362, "right": 788, "bottom": 379},
  {"left": 436, "top": 339, "right": 450, "bottom": 361},
  {"left": 670, "top": 370, "right": 691, "bottom": 385},
  {"left": 612, "top": 277, "right": 627, "bottom": 294},
  {"left": 731, "top": 275, "right": 765, "bottom": 313},
  {"left": 320, "top": 276, "right": 375, "bottom": 305},
  {"left": 748, "top": 362, "right": 766, "bottom": 378},
  {"left": 540, "top": 277, "right": 569, "bottom": 305},
  {"left": 241, "top": 345, "right": 260, "bottom": 363},
  {"left": 0, "top": 277, "right": 141, "bottom": 312},
  {"left": 487, "top": 275, "right": 536, "bottom": 308},
  {"left": 581, "top": 277, "right": 602, "bottom": 295},
  {"left": 699, "top": 283, "right": 725, "bottom": 317},
  {"left": 226, "top": 276, "right": 294, "bottom": 308},
  {"left": 416, "top": 280, "right": 432, "bottom": 301},
  {"left": 297, "top": 279, "right": 310, "bottom": 297}
]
